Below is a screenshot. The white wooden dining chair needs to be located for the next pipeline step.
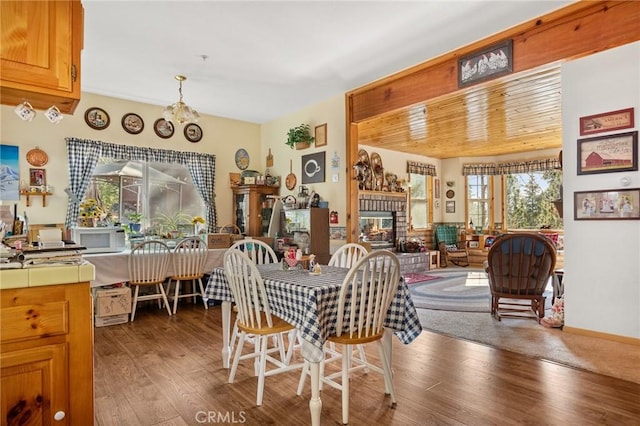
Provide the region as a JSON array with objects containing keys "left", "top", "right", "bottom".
[
  {"left": 297, "top": 250, "right": 400, "bottom": 424},
  {"left": 223, "top": 249, "right": 304, "bottom": 406},
  {"left": 229, "top": 238, "right": 278, "bottom": 264},
  {"left": 128, "top": 240, "right": 172, "bottom": 321},
  {"left": 166, "top": 236, "right": 209, "bottom": 314},
  {"left": 326, "top": 243, "right": 370, "bottom": 375},
  {"left": 328, "top": 243, "right": 368, "bottom": 268},
  {"left": 228, "top": 238, "right": 290, "bottom": 367}
]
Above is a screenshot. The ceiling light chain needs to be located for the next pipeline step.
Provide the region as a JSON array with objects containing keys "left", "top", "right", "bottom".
[{"left": 162, "top": 75, "right": 200, "bottom": 125}]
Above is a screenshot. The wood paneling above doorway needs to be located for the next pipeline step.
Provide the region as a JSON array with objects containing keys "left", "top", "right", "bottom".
[{"left": 357, "top": 65, "right": 562, "bottom": 159}]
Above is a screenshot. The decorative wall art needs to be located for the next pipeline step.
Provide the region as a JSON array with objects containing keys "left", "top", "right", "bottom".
[
  {"left": 445, "top": 200, "right": 455, "bottom": 213},
  {"left": 579, "top": 108, "right": 634, "bottom": 136},
  {"left": 153, "top": 118, "right": 174, "bottom": 139},
  {"left": 235, "top": 149, "right": 249, "bottom": 170},
  {"left": 26, "top": 147, "right": 48, "bottom": 167},
  {"left": 574, "top": 188, "right": 640, "bottom": 220},
  {"left": 0, "top": 144, "right": 19, "bottom": 200},
  {"left": 577, "top": 131, "right": 638, "bottom": 175},
  {"left": 315, "top": 123, "right": 327, "bottom": 147},
  {"left": 458, "top": 39, "right": 513, "bottom": 88},
  {"left": 302, "top": 151, "right": 326, "bottom": 184},
  {"left": 84, "top": 107, "right": 110, "bottom": 130},
  {"left": 434, "top": 178, "right": 441, "bottom": 199},
  {"left": 29, "top": 168, "right": 46, "bottom": 189},
  {"left": 184, "top": 123, "right": 203, "bottom": 142},
  {"left": 122, "top": 113, "right": 144, "bottom": 134}
]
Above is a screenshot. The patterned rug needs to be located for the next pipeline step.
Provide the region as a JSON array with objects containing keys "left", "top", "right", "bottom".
[
  {"left": 408, "top": 270, "right": 492, "bottom": 312},
  {"left": 403, "top": 272, "right": 440, "bottom": 285}
]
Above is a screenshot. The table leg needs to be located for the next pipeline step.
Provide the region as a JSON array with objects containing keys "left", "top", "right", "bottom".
[
  {"left": 309, "top": 360, "right": 322, "bottom": 426},
  {"left": 221, "top": 301, "right": 231, "bottom": 369}
]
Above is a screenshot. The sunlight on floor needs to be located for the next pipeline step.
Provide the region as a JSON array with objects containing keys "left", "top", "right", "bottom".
[{"left": 464, "top": 271, "right": 489, "bottom": 287}]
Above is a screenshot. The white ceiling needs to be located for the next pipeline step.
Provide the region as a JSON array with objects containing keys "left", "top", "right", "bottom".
[{"left": 81, "top": 0, "right": 573, "bottom": 124}]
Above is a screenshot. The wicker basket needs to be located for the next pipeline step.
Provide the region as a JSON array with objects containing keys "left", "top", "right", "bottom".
[{"left": 218, "top": 224, "right": 244, "bottom": 243}]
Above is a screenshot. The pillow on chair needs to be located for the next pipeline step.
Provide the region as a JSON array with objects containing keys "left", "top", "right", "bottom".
[{"left": 539, "top": 232, "right": 559, "bottom": 247}]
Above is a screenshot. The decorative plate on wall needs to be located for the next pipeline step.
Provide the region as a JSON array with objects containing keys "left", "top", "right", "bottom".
[
  {"left": 121, "top": 113, "right": 144, "bottom": 134},
  {"left": 26, "top": 147, "right": 48, "bottom": 167},
  {"left": 184, "top": 123, "right": 203, "bottom": 142},
  {"left": 84, "top": 107, "right": 110, "bottom": 130},
  {"left": 235, "top": 149, "right": 250, "bottom": 170},
  {"left": 446, "top": 189, "right": 455, "bottom": 199},
  {"left": 153, "top": 118, "right": 174, "bottom": 139}
]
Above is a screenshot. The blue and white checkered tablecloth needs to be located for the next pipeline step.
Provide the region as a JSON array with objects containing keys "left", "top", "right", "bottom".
[{"left": 204, "top": 263, "right": 423, "bottom": 362}]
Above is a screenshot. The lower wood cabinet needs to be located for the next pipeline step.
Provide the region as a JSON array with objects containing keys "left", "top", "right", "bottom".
[{"left": 1, "top": 282, "right": 94, "bottom": 424}]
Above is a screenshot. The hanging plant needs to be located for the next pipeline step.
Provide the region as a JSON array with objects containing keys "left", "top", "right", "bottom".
[{"left": 286, "top": 124, "right": 315, "bottom": 149}]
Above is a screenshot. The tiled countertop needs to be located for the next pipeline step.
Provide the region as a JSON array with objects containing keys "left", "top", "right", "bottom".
[{"left": 0, "top": 263, "right": 95, "bottom": 290}]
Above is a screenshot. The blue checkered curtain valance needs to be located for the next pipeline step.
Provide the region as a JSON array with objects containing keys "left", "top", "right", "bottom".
[
  {"left": 406, "top": 161, "right": 436, "bottom": 176},
  {"left": 463, "top": 157, "right": 560, "bottom": 176},
  {"left": 65, "top": 138, "right": 217, "bottom": 231}
]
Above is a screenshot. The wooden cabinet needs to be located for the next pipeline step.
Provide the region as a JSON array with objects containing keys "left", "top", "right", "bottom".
[
  {"left": 1, "top": 282, "right": 94, "bottom": 424},
  {"left": 1, "top": 0, "right": 84, "bottom": 114},
  {"left": 232, "top": 185, "right": 280, "bottom": 237}
]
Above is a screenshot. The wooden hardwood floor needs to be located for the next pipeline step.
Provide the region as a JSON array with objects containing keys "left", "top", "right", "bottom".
[{"left": 94, "top": 303, "right": 640, "bottom": 426}]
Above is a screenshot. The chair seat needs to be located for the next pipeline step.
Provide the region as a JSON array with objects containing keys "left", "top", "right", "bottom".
[
  {"left": 238, "top": 315, "right": 296, "bottom": 336},
  {"left": 327, "top": 331, "right": 384, "bottom": 345}
]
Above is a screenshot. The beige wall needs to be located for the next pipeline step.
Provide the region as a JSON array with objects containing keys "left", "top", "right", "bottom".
[
  {"left": 1, "top": 92, "right": 260, "bottom": 226},
  {"left": 260, "top": 94, "right": 348, "bottom": 224}
]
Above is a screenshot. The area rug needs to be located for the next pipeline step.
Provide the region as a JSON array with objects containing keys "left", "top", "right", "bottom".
[
  {"left": 408, "top": 270, "right": 492, "bottom": 312},
  {"left": 403, "top": 272, "right": 439, "bottom": 285},
  {"left": 416, "top": 308, "right": 640, "bottom": 384}
]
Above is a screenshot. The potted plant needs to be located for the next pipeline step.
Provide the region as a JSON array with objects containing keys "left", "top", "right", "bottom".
[
  {"left": 286, "top": 124, "right": 315, "bottom": 149},
  {"left": 127, "top": 212, "right": 143, "bottom": 233}
]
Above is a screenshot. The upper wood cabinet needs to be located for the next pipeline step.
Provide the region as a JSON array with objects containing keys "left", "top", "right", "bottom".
[{"left": 1, "top": 0, "right": 84, "bottom": 114}]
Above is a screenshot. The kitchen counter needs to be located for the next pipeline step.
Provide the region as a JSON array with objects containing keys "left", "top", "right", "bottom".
[{"left": 0, "top": 262, "right": 95, "bottom": 289}]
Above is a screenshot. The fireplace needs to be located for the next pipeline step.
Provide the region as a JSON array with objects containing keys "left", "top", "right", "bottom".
[
  {"left": 359, "top": 211, "right": 395, "bottom": 249},
  {"left": 358, "top": 192, "right": 407, "bottom": 250}
]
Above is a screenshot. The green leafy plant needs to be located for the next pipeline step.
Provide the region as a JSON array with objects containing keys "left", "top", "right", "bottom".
[
  {"left": 286, "top": 124, "right": 315, "bottom": 149},
  {"left": 127, "top": 212, "right": 143, "bottom": 223},
  {"left": 153, "top": 210, "right": 191, "bottom": 236}
]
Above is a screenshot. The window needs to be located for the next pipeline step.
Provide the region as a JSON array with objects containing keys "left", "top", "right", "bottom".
[
  {"left": 467, "top": 175, "right": 491, "bottom": 229},
  {"left": 409, "top": 173, "right": 428, "bottom": 229},
  {"left": 505, "top": 170, "right": 562, "bottom": 229},
  {"left": 86, "top": 159, "right": 205, "bottom": 234},
  {"left": 65, "top": 138, "right": 216, "bottom": 233}
]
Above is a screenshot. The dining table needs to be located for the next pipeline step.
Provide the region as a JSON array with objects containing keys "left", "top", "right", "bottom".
[
  {"left": 84, "top": 248, "right": 227, "bottom": 288},
  {"left": 203, "top": 262, "right": 422, "bottom": 426}
]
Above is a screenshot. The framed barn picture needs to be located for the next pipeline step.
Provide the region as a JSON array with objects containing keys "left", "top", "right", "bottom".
[{"left": 577, "top": 131, "right": 638, "bottom": 175}]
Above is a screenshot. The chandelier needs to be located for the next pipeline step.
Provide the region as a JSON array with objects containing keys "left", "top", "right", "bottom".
[{"left": 162, "top": 75, "right": 200, "bottom": 125}]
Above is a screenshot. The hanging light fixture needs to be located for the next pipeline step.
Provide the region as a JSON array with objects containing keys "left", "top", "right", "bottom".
[{"left": 162, "top": 75, "right": 200, "bottom": 125}]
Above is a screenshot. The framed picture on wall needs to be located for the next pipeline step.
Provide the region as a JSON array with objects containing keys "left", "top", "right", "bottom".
[
  {"left": 302, "top": 151, "right": 326, "bottom": 184},
  {"left": 574, "top": 188, "right": 640, "bottom": 220},
  {"left": 445, "top": 200, "right": 455, "bottom": 213},
  {"left": 29, "top": 168, "right": 46, "bottom": 191},
  {"left": 577, "top": 131, "right": 638, "bottom": 175}
]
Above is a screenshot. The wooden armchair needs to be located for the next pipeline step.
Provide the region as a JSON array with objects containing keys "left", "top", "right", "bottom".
[{"left": 434, "top": 225, "right": 469, "bottom": 267}]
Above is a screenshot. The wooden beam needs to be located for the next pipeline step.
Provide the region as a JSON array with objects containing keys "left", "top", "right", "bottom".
[{"left": 347, "top": 1, "right": 640, "bottom": 123}]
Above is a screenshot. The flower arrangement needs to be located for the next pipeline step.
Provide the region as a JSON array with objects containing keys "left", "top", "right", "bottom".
[
  {"left": 191, "top": 216, "right": 205, "bottom": 225},
  {"left": 79, "top": 199, "right": 105, "bottom": 219},
  {"left": 192, "top": 215, "right": 206, "bottom": 234}
]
